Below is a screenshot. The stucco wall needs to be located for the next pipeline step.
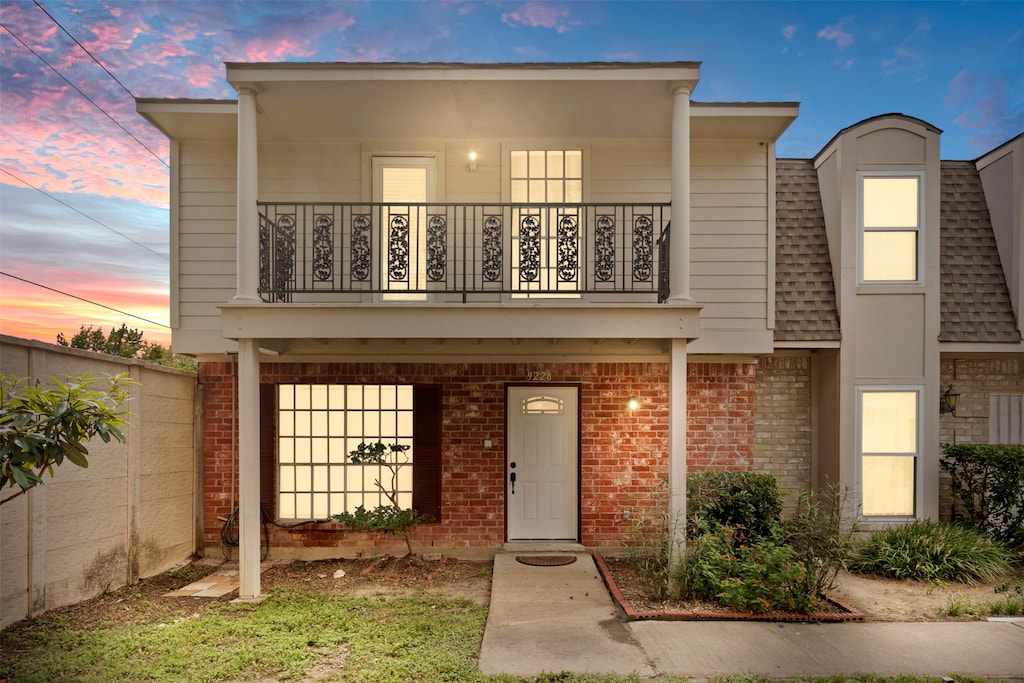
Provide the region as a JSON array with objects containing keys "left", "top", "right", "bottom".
[{"left": 0, "top": 336, "right": 197, "bottom": 629}]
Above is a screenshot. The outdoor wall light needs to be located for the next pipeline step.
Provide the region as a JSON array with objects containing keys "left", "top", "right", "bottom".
[
  {"left": 627, "top": 396, "right": 639, "bottom": 411},
  {"left": 468, "top": 151, "right": 478, "bottom": 172},
  {"left": 940, "top": 384, "right": 960, "bottom": 416}
]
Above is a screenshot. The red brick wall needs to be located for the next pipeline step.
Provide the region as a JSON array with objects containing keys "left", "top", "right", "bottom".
[
  {"left": 687, "top": 362, "right": 757, "bottom": 471},
  {"left": 199, "top": 360, "right": 758, "bottom": 552}
]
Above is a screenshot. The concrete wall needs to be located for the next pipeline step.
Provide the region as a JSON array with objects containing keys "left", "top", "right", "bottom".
[{"left": 0, "top": 336, "right": 197, "bottom": 629}]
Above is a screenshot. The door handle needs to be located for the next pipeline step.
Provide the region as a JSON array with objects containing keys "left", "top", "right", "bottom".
[{"left": 510, "top": 471, "right": 516, "bottom": 494}]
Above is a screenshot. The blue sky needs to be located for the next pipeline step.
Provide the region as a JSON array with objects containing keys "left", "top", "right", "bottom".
[{"left": 1, "top": 0, "right": 1021, "bottom": 345}]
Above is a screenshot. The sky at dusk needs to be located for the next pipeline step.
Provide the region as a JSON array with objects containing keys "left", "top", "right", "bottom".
[{"left": 1, "top": 0, "right": 1021, "bottom": 350}]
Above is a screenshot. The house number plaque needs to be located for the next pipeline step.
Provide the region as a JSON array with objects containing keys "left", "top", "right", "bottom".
[{"left": 527, "top": 371, "right": 553, "bottom": 381}]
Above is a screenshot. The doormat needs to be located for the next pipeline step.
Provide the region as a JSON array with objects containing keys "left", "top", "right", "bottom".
[{"left": 515, "top": 555, "right": 577, "bottom": 567}]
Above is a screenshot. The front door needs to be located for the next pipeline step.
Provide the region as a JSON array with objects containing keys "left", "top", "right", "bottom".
[{"left": 506, "top": 386, "right": 579, "bottom": 540}]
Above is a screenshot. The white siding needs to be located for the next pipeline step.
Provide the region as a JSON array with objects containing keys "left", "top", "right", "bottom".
[
  {"left": 691, "top": 140, "right": 770, "bottom": 340},
  {"left": 176, "top": 142, "right": 236, "bottom": 352}
]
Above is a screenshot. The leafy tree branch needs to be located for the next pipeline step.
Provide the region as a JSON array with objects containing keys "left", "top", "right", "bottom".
[{"left": 1, "top": 373, "right": 134, "bottom": 506}]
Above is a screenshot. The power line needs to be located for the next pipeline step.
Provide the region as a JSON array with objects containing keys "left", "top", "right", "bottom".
[
  {"left": 1, "top": 168, "right": 169, "bottom": 262},
  {"left": 0, "top": 271, "right": 170, "bottom": 329},
  {"left": 32, "top": 0, "right": 136, "bottom": 100},
  {"left": 0, "top": 22, "right": 169, "bottom": 169}
]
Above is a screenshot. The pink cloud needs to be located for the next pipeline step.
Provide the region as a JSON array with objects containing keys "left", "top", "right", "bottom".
[
  {"left": 502, "top": 2, "right": 575, "bottom": 33},
  {"left": 781, "top": 25, "right": 796, "bottom": 40},
  {"left": 817, "top": 20, "right": 854, "bottom": 49}
]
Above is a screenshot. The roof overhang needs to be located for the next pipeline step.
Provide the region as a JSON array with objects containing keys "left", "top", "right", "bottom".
[{"left": 138, "top": 62, "right": 798, "bottom": 143}]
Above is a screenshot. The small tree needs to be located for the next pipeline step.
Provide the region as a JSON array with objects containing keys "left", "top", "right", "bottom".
[
  {"left": 58, "top": 324, "right": 145, "bottom": 358},
  {"left": 333, "top": 441, "right": 421, "bottom": 556},
  {"left": 0, "top": 373, "right": 133, "bottom": 506},
  {"left": 57, "top": 324, "right": 197, "bottom": 372}
]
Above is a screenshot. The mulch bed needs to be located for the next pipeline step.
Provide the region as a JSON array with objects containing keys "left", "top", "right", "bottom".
[{"left": 593, "top": 552, "right": 865, "bottom": 623}]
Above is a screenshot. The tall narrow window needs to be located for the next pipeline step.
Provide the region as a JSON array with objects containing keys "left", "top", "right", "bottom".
[
  {"left": 860, "top": 174, "right": 922, "bottom": 283},
  {"left": 510, "top": 150, "right": 583, "bottom": 296},
  {"left": 860, "top": 389, "right": 919, "bottom": 517}
]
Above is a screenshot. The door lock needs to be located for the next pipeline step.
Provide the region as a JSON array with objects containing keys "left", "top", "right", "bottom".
[{"left": 509, "top": 461, "right": 516, "bottom": 494}]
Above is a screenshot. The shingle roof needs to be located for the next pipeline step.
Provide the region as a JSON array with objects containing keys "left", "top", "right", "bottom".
[
  {"left": 774, "top": 159, "right": 841, "bottom": 342},
  {"left": 939, "top": 161, "right": 1021, "bottom": 343}
]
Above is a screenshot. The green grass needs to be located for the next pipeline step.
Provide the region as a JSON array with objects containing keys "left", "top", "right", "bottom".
[{"left": 3, "top": 589, "right": 488, "bottom": 683}]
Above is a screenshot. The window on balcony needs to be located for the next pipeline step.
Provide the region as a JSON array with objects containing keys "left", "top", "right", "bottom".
[
  {"left": 859, "top": 388, "right": 919, "bottom": 517},
  {"left": 510, "top": 150, "right": 583, "bottom": 297},
  {"left": 260, "top": 384, "right": 441, "bottom": 522},
  {"left": 859, "top": 174, "right": 922, "bottom": 283}
]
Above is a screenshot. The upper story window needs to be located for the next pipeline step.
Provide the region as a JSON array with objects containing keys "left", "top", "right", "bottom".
[
  {"left": 510, "top": 150, "right": 583, "bottom": 297},
  {"left": 859, "top": 174, "right": 922, "bottom": 283}
]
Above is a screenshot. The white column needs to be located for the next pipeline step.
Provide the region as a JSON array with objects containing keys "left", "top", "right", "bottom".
[
  {"left": 236, "top": 337, "right": 263, "bottom": 600},
  {"left": 668, "top": 337, "right": 688, "bottom": 566},
  {"left": 235, "top": 87, "right": 260, "bottom": 302},
  {"left": 669, "top": 85, "right": 692, "bottom": 302}
]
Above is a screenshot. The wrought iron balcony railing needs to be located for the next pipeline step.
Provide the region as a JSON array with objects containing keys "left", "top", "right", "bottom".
[{"left": 258, "top": 202, "right": 670, "bottom": 303}]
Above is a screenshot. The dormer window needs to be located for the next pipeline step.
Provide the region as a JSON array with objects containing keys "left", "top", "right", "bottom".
[{"left": 859, "top": 174, "right": 923, "bottom": 283}]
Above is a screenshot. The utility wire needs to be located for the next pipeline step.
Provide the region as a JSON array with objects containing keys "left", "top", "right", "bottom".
[
  {"left": 0, "top": 271, "right": 171, "bottom": 329},
  {"left": 1, "top": 168, "right": 169, "bottom": 262},
  {"left": 32, "top": 0, "right": 136, "bottom": 100},
  {"left": 0, "top": 22, "right": 169, "bottom": 168}
]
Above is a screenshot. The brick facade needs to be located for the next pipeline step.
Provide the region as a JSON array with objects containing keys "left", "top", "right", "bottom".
[
  {"left": 199, "top": 361, "right": 703, "bottom": 553},
  {"left": 199, "top": 359, "right": 775, "bottom": 555},
  {"left": 754, "top": 353, "right": 813, "bottom": 511},
  {"left": 687, "top": 362, "right": 757, "bottom": 470}
]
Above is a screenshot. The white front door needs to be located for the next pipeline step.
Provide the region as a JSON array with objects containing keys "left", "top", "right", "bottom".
[{"left": 506, "top": 386, "right": 579, "bottom": 540}]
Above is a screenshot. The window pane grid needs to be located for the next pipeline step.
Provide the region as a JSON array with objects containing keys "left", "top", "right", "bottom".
[{"left": 278, "top": 384, "right": 413, "bottom": 519}]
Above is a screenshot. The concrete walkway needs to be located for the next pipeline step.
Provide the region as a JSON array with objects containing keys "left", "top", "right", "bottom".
[{"left": 479, "top": 551, "right": 1024, "bottom": 679}]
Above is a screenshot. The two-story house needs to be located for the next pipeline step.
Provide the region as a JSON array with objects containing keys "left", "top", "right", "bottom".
[{"left": 138, "top": 61, "right": 1022, "bottom": 599}]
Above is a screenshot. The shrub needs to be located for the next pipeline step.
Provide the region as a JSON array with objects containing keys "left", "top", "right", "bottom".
[
  {"left": 850, "top": 520, "right": 1014, "bottom": 583},
  {"left": 940, "top": 443, "right": 1024, "bottom": 549},
  {"left": 675, "top": 527, "right": 817, "bottom": 613},
  {"left": 686, "top": 471, "right": 782, "bottom": 543},
  {"left": 781, "top": 485, "right": 856, "bottom": 596}
]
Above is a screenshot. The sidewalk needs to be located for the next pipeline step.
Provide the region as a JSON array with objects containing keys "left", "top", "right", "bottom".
[{"left": 479, "top": 551, "right": 1024, "bottom": 679}]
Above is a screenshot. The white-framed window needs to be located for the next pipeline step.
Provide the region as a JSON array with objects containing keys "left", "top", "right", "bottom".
[
  {"left": 510, "top": 149, "right": 583, "bottom": 297},
  {"left": 858, "top": 173, "right": 923, "bottom": 283},
  {"left": 277, "top": 384, "right": 413, "bottom": 519},
  {"left": 858, "top": 387, "right": 921, "bottom": 518}
]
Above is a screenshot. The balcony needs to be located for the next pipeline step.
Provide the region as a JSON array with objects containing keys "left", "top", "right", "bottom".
[{"left": 258, "top": 203, "right": 671, "bottom": 304}]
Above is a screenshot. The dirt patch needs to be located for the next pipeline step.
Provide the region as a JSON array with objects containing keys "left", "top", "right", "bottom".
[
  {"left": 260, "top": 555, "right": 493, "bottom": 604},
  {"left": 828, "top": 570, "right": 1023, "bottom": 621}
]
